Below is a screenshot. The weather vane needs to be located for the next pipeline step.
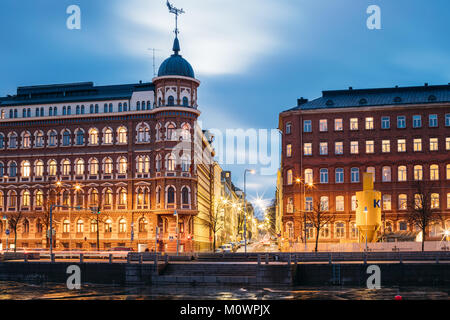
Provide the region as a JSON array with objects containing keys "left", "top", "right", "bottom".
[{"left": 166, "top": 0, "right": 185, "bottom": 36}]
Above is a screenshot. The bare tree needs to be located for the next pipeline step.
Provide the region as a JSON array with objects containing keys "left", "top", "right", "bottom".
[
  {"left": 7, "top": 211, "right": 23, "bottom": 253},
  {"left": 305, "top": 200, "right": 335, "bottom": 252},
  {"left": 203, "top": 200, "right": 225, "bottom": 251},
  {"left": 406, "top": 181, "right": 442, "bottom": 252}
]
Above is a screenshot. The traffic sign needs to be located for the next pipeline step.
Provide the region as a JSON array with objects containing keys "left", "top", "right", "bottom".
[{"left": 5, "top": 229, "right": 10, "bottom": 236}]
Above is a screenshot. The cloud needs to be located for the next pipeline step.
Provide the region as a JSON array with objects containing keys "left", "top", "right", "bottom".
[{"left": 113, "top": 0, "right": 296, "bottom": 75}]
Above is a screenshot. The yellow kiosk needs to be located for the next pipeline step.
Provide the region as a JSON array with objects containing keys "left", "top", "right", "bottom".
[{"left": 356, "top": 173, "right": 381, "bottom": 244}]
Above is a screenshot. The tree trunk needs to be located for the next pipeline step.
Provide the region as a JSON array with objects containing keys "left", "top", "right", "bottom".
[
  {"left": 422, "top": 227, "right": 426, "bottom": 252},
  {"left": 315, "top": 228, "right": 320, "bottom": 252},
  {"left": 14, "top": 229, "right": 17, "bottom": 253}
]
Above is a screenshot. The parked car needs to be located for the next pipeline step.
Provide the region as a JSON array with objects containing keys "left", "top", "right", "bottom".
[
  {"left": 222, "top": 244, "right": 233, "bottom": 253},
  {"left": 215, "top": 247, "right": 223, "bottom": 253}
]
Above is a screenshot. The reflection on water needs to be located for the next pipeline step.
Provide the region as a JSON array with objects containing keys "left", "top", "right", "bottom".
[{"left": 0, "top": 281, "right": 448, "bottom": 300}]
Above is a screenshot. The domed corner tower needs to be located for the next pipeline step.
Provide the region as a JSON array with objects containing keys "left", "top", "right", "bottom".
[{"left": 152, "top": 36, "right": 201, "bottom": 112}]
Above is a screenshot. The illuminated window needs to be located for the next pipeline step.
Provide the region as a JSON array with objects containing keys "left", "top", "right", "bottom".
[
  {"left": 119, "top": 219, "right": 127, "bottom": 233},
  {"left": 105, "top": 189, "right": 113, "bottom": 205},
  {"left": 397, "top": 139, "right": 406, "bottom": 152},
  {"left": 336, "top": 196, "right": 344, "bottom": 212},
  {"left": 320, "top": 196, "right": 329, "bottom": 211},
  {"left": 382, "top": 166, "right": 391, "bottom": 182},
  {"left": 139, "top": 218, "right": 148, "bottom": 232},
  {"left": 166, "top": 124, "right": 176, "bottom": 141},
  {"left": 350, "top": 118, "right": 358, "bottom": 130},
  {"left": 430, "top": 164, "right": 439, "bottom": 181},
  {"left": 63, "top": 220, "right": 70, "bottom": 233},
  {"left": 90, "top": 220, "right": 98, "bottom": 233},
  {"left": 22, "top": 190, "right": 31, "bottom": 207},
  {"left": 398, "top": 166, "right": 407, "bottom": 182},
  {"left": 351, "top": 222, "right": 358, "bottom": 238},
  {"left": 306, "top": 223, "right": 314, "bottom": 239},
  {"left": 77, "top": 219, "right": 84, "bottom": 233},
  {"left": 167, "top": 154, "right": 175, "bottom": 171},
  {"left": 21, "top": 161, "right": 31, "bottom": 178},
  {"left": 431, "top": 193, "right": 440, "bottom": 209},
  {"left": 118, "top": 158, "right": 127, "bottom": 174},
  {"left": 118, "top": 127, "right": 128, "bottom": 144},
  {"left": 181, "top": 124, "right": 190, "bottom": 141},
  {"left": 286, "top": 170, "right": 293, "bottom": 185},
  {"left": 448, "top": 193, "right": 450, "bottom": 209},
  {"left": 319, "top": 142, "right": 328, "bottom": 155},
  {"left": 49, "top": 160, "right": 57, "bottom": 176},
  {"left": 414, "top": 165, "right": 423, "bottom": 181},
  {"left": 335, "top": 222, "right": 345, "bottom": 238},
  {"left": 365, "top": 140, "right": 374, "bottom": 154},
  {"left": 350, "top": 141, "right": 359, "bottom": 154},
  {"left": 62, "top": 160, "right": 71, "bottom": 176},
  {"left": 447, "top": 164, "right": 450, "bottom": 180},
  {"left": 429, "top": 138, "right": 438, "bottom": 151},
  {"left": 334, "top": 119, "right": 343, "bottom": 131},
  {"left": 382, "top": 140, "right": 390, "bottom": 153},
  {"left": 75, "top": 159, "right": 85, "bottom": 175},
  {"left": 304, "top": 143, "right": 312, "bottom": 156},
  {"left": 119, "top": 189, "right": 127, "bottom": 205},
  {"left": 105, "top": 219, "right": 112, "bottom": 233},
  {"left": 320, "top": 223, "right": 330, "bottom": 238},
  {"left": 305, "top": 169, "right": 313, "bottom": 185},
  {"left": 366, "top": 167, "right": 375, "bottom": 182},
  {"left": 104, "top": 158, "right": 113, "bottom": 174},
  {"left": 103, "top": 128, "right": 113, "bottom": 144},
  {"left": 365, "top": 117, "right": 374, "bottom": 130},
  {"left": 398, "top": 194, "right": 407, "bottom": 210},
  {"left": 22, "top": 132, "right": 31, "bottom": 148},
  {"left": 89, "top": 128, "right": 99, "bottom": 145},
  {"left": 36, "top": 190, "right": 44, "bottom": 207},
  {"left": 382, "top": 194, "right": 391, "bottom": 211},
  {"left": 413, "top": 139, "right": 422, "bottom": 152},
  {"left": 319, "top": 119, "right": 328, "bottom": 132},
  {"left": 335, "top": 142, "right": 343, "bottom": 155},
  {"left": 446, "top": 138, "right": 450, "bottom": 150},
  {"left": 89, "top": 158, "right": 99, "bottom": 175},
  {"left": 399, "top": 221, "right": 408, "bottom": 231},
  {"left": 286, "top": 144, "right": 292, "bottom": 157}
]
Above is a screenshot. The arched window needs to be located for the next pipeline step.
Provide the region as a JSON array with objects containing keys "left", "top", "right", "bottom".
[
  {"left": 182, "top": 97, "right": 189, "bottom": 107},
  {"left": 156, "top": 154, "right": 162, "bottom": 172},
  {"left": 36, "top": 219, "right": 43, "bottom": 233},
  {"left": 335, "top": 222, "right": 345, "bottom": 238},
  {"left": 36, "top": 190, "right": 44, "bottom": 207},
  {"left": 81, "top": 105, "right": 85, "bottom": 114},
  {"left": 90, "top": 220, "right": 98, "bottom": 233},
  {"left": 181, "top": 155, "right": 190, "bottom": 172},
  {"left": 167, "top": 187, "right": 175, "bottom": 204},
  {"left": 398, "top": 166, "right": 407, "bottom": 182},
  {"left": 137, "top": 101, "right": 141, "bottom": 111},
  {"left": 118, "top": 157, "right": 128, "bottom": 174},
  {"left": 75, "top": 190, "right": 84, "bottom": 207},
  {"left": 109, "top": 103, "right": 113, "bottom": 113},
  {"left": 76, "top": 105, "right": 80, "bottom": 115},
  {"left": 166, "top": 123, "right": 176, "bottom": 141},
  {"left": 48, "top": 160, "right": 57, "bottom": 176},
  {"left": 139, "top": 218, "right": 148, "bottom": 232},
  {"left": 75, "top": 129, "right": 84, "bottom": 146},
  {"left": 147, "top": 101, "right": 151, "bottom": 110},
  {"left": 0, "top": 134, "right": 4, "bottom": 149},
  {"left": 89, "top": 128, "right": 99, "bottom": 145},
  {"left": 382, "top": 166, "right": 391, "bottom": 182},
  {"left": 335, "top": 168, "right": 344, "bottom": 183},
  {"left": 77, "top": 219, "right": 84, "bottom": 233},
  {"left": 0, "top": 162, "right": 3, "bottom": 177},
  {"left": 103, "top": 128, "right": 113, "bottom": 144},
  {"left": 430, "top": 164, "right": 439, "bottom": 181},
  {"left": 105, "top": 189, "right": 113, "bottom": 206},
  {"left": 104, "top": 103, "right": 108, "bottom": 113},
  {"left": 104, "top": 158, "right": 113, "bottom": 174},
  {"left": 385, "top": 221, "right": 393, "bottom": 233},
  {"left": 119, "top": 219, "right": 127, "bottom": 233},
  {"left": 156, "top": 187, "right": 161, "bottom": 205},
  {"left": 167, "top": 96, "right": 175, "bottom": 106},
  {"left": 90, "top": 104, "right": 94, "bottom": 113},
  {"left": 75, "top": 159, "right": 85, "bottom": 175},
  {"left": 118, "top": 127, "right": 127, "bottom": 144},
  {"left": 48, "top": 131, "right": 57, "bottom": 147},
  {"left": 8, "top": 191, "right": 17, "bottom": 208},
  {"left": 62, "top": 160, "right": 71, "bottom": 176},
  {"left": 90, "top": 189, "right": 99, "bottom": 206},
  {"left": 119, "top": 188, "right": 127, "bottom": 205},
  {"left": 155, "top": 123, "right": 162, "bottom": 140},
  {"left": 166, "top": 154, "right": 175, "bottom": 171},
  {"left": 414, "top": 165, "right": 423, "bottom": 180},
  {"left": 105, "top": 219, "right": 112, "bottom": 233},
  {"left": 22, "top": 190, "right": 31, "bottom": 207},
  {"left": 22, "top": 132, "right": 31, "bottom": 148},
  {"left": 137, "top": 124, "right": 150, "bottom": 143},
  {"left": 286, "top": 169, "right": 293, "bottom": 185},
  {"left": 9, "top": 161, "right": 17, "bottom": 177},
  {"left": 62, "top": 190, "right": 70, "bottom": 206},
  {"left": 63, "top": 219, "right": 70, "bottom": 233},
  {"left": 9, "top": 132, "right": 18, "bottom": 148},
  {"left": 21, "top": 161, "right": 31, "bottom": 178},
  {"left": 89, "top": 158, "right": 99, "bottom": 175},
  {"left": 35, "top": 131, "right": 44, "bottom": 147},
  {"left": 181, "top": 124, "right": 191, "bottom": 141},
  {"left": 181, "top": 187, "right": 190, "bottom": 205},
  {"left": 22, "top": 219, "right": 30, "bottom": 233}
]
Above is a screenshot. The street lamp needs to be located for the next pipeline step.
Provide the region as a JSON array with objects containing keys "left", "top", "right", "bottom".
[{"left": 243, "top": 169, "right": 255, "bottom": 254}]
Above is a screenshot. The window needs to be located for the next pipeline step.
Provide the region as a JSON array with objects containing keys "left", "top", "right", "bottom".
[
  {"left": 156, "top": 155, "right": 162, "bottom": 172},
  {"left": 335, "top": 168, "right": 344, "bottom": 183},
  {"left": 381, "top": 117, "right": 390, "bottom": 129},
  {"left": 75, "top": 159, "right": 85, "bottom": 175},
  {"left": 104, "top": 189, "right": 113, "bottom": 205},
  {"left": 430, "top": 164, "right": 439, "bottom": 181},
  {"left": 22, "top": 191, "right": 31, "bottom": 207},
  {"left": 181, "top": 124, "right": 190, "bottom": 141},
  {"left": 167, "top": 154, "right": 175, "bottom": 171},
  {"left": 182, "top": 97, "right": 189, "bottom": 107},
  {"left": 382, "top": 140, "right": 390, "bottom": 153},
  {"left": 63, "top": 220, "right": 70, "bottom": 233},
  {"left": 302, "top": 121, "right": 311, "bottom": 133},
  {"left": 62, "top": 131, "right": 71, "bottom": 146},
  {"left": 320, "top": 196, "right": 329, "bottom": 211},
  {"left": 320, "top": 223, "right": 330, "bottom": 238},
  {"left": 351, "top": 222, "right": 358, "bottom": 238},
  {"left": 397, "top": 194, "right": 407, "bottom": 210},
  {"left": 306, "top": 223, "right": 314, "bottom": 239},
  {"left": 412, "top": 115, "right": 422, "bottom": 128},
  {"left": 382, "top": 166, "right": 391, "bottom": 182},
  {"left": 89, "top": 159, "right": 99, "bottom": 175},
  {"left": 181, "top": 187, "right": 190, "bottom": 205},
  {"left": 351, "top": 168, "right": 360, "bottom": 183},
  {"left": 118, "top": 158, "right": 127, "bottom": 174},
  {"left": 36, "top": 190, "right": 44, "bottom": 207},
  {"left": 350, "top": 118, "right": 358, "bottom": 130},
  {"left": 139, "top": 218, "right": 148, "bottom": 232},
  {"left": 366, "top": 167, "right": 375, "bottom": 182},
  {"left": 303, "top": 143, "right": 312, "bottom": 156},
  {"left": 447, "top": 164, "right": 450, "bottom": 180},
  {"left": 335, "top": 142, "right": 343, "bottom": 155},
  {"left": 335, "top": 222, "right": 345, "bottom": 238},
  {"left": 62, "top": 160, "right": 71, "bottom": 176},
  {"left": 0, "top": 134, "right": 4, "bottom": 149},
  {"left": 167, "top": 187, "right": 175, "bottom": 204},
  {"left": 448, "top": 193, "right": 450, "bottom": 209},
  {"left": 21, "top": 161, "right": 31, "bottom": 178},
  {"left": 429, "top": 114, "right": 438, "bottom": 127},
  {"left": 104, "top": 158, "right": 113, "bottom": 174},
  {"left": 119, "top": 219, "right": 127, "bottom": 233},
  {"left": 305, "top": 169, "right": 313, "bottom": 185},
  {"left": 397, "top": 139, "right": 406, "bottom": 152},
  {"left": 9, "top": 162, "right": 17, "bottom": 177},
  {"left": 119, "top": 189, "right": 127, "bottom": 205},
  {"left": 398, "top": 166, "right": 407, "bottom": 182},
  {"left": 319, "top": 142, "right": 328, "bottom": 155},
  {"left": 429, "top": 138, "right": 438, "bottom": 151},
  {"left": 48, "top": 160, "right": 57, "bottom": 176},
  {"left": 9, "top": 133, "right": 18, "bottom": 148},
  {"left": 336, "top": 196, "right": 344, "bottom": 212},
  {"left": 365, "top": 117, "right": 374, "bottom": 130},
  {"left": 105, "top": 219, "right": 112, "bottom": 233},
  {"left": 320, "top": 169, "right": 328, "bottom": 184},
  {"left": 166, "top": 124, "right": 176, "bottom": 141},
  {"left": 350, "top": 141, "right": 359, "bottom": 154},
  {"left": 365, "top": 140, "right": 374, "bottom": 154},
  {"left": 22, "top": 132, "right": 31, "bottom": 148},
  {"left": 334, "top": 119, "right": 343, "bottom": 131},
  {"left": 89, "top": 129, "right": 99, "bottom": 145},
  {"left": 48, "top": 131, "right": 57, "bottom": 147},
  {"left": 118, "top": 127, "right": 127, "bottom": 144},
  {"left": 431, "top": 193, "right": 439, "bottom": 209},
  {"left": 351, "top": 195, "right": 357, "bottom": 211},
  {"left": 76, "top": 130, "right": 84, "bottom": 145},
  {"left": 319, "top": 119, "right": 328, "bottom": 132},
  {"left": 167, "top": 96, "right": 175, "bottom": 106},
  {"left": 286, "top": 144, "right": 292, "bottom": 157},
  {"left": 413, "top": 139, "right": 422, "bottom": 152},
  {"left": 414, "top": 165, "right": 423, "bottom": 181},
  {"left": 382, "top": 194, "right": 391, "bottom": 211},
  {"left": 446, "top": 138, "right": 450, "bottom": 151},
  {"left": 103, "top": 128, "right": 113, "bottom": 144},
  {"left": 286, "top": 170, "right": 293, "bottom": 185},
  {"left": 35, "top": 161, "right": 44, "bottom": 177},
  {"left": 397, "top": 116, "right": 406, "bottom": 128},
  {"left": 77, "top": 220, "right": 84, "bottom": 233},
  {"left": 90, "top": 220, "right": 98, "bottom": 233},
  {"left": 286, "top": 122, "right": 292, "bottom": 134},
  {"left": 446, "top": 114, "right": 450, "bottom": 127}
]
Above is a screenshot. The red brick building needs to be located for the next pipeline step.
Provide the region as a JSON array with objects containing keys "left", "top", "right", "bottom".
[
  {"left": 0, "top": 35, "right": 217, "bottom": 252},
  {"left": 279, "top": 84, "right": 450, "bottom": 245}
]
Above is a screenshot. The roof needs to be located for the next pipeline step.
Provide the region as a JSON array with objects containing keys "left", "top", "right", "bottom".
[
  {"left": 0, "top": 81, "right": 155, "bottom": 107},
  {"left": 158, "top": 37, "right": 195, "bottom": 79},
  {"left": 285, "top": 83, "right": 450, "bottom": 112}
]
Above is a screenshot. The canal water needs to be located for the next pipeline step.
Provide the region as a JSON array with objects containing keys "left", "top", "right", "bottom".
[{"left": 0, "top": 281, "right": 448, "bottom": 300}]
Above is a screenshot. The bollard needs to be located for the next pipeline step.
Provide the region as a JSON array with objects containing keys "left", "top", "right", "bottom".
[
  {"left": 139, "top": 254, "right": 143, "bottom": 264},
  {"left": 80, "top": 253, "right": 83, "bottom": 263},
  {"left": 109, "top": 254, "right": 113, "bottom": 264},
  {"left": 265, "top": 253, "right": 269, "bottom": 265},
  {"left": 257, "top": 254, "right": 261, "bottom": 266}
]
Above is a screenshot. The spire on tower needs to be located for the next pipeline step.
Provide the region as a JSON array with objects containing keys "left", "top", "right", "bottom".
[{"left": 166, "top": 1, "right": 185, "bottom": 37}]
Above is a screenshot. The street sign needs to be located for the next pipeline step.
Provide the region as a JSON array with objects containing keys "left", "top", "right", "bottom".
[
  {"left": 2, "top": 215, "right": 6, "bottom": 220},
  {"left": 174, "top": 210, "right": 177, "bottom": 216},
  {"left": 5, "top": 229, "right": 10, "bottom": 236}
]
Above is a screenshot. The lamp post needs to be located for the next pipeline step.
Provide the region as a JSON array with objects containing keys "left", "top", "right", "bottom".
[{"left": 243, "top": 169, "right": 255, "bottom": 254}]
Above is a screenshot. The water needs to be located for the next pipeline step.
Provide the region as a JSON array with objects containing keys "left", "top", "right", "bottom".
[{"left": 0, "top": 281, "right": 448, "bottom": 300}]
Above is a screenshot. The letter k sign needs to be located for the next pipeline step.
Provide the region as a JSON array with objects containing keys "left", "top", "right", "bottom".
[{"left": 374, "top": 199, "right": 380, "bottom": 208}]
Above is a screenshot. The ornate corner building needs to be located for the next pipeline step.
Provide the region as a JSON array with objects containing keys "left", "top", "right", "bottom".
[
  {"left": 0, "top": 35, "right": 217, "bottom": 252},
  {"left": 278, "top": 84, "right": 450, "bottom": 245}
]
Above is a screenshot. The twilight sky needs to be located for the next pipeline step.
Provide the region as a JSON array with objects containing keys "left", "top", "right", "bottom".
[{"left": 0, "top": 0, "right": 449, "bottom": 218}]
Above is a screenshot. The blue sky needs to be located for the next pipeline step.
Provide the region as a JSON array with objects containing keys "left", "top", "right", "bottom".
[{"left": 0, "top": 0, "right": 449, "bottom": 218}]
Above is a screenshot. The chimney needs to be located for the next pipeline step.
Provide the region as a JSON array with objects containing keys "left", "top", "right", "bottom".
[
  {"left": 424, "top": 83, "right": 428, "bottom": 87},
  {"left": 297, "top": 97, "right": 308, "bottom": 106},
  {"left": 349, "top": 86, "right": 353, "bottom": 90}
]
